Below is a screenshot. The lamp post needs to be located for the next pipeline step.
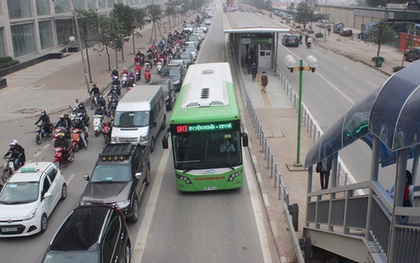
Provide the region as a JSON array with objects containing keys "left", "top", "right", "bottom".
[
  {"left": 285, "top": 55, "right": 318, "bottom": 166},
  {"left": 71, "top": 4, "right": 91, "bottom": 94}
]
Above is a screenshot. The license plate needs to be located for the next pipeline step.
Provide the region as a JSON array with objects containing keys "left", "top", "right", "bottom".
[
  {"left": 204, "top": 187, "right": 217, "bottom": 191},
  {"left": 2, "top": 227, "right": 18, "bottom": 233}
]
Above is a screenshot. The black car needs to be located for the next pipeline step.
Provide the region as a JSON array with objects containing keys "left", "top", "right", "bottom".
[
  {"left": 159, "top": 63, "right": 186, "bottom": 92},
  {"left": 80, "top": 143, "right": 150, "bottom": 223},
  {"left": 404, "top": 47, "right": 420, "bottom": 62},
  {"left": 42, "top": 206, "right": 131, "bottom": 263},
  {"left": 282, "top": 34, "right": 299, "bottom": 47},
  {"left": 150, "top": 77, "right": 176, "bottom": 111}
]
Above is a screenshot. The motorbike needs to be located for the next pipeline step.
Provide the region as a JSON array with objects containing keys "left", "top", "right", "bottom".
[
  {"left": 157, "top": 62, "right": 163, "bottom": 75},
  {"left": 53, "top": 144, "right": 75, "bottom": 168},
  {"left": 90, "top": 94, "right": 98, "bottom": 110},
  {"left": 53, "top": 127, "right": 69, "bottom": 147},
  {"left": 135, "top": 69, "right": 141, "bottom": 81},
  {"left": 2, "top": 156, "right": 17, "bottom": 184},
  {"left": 35, "top": 123, "right": 52, "bottom": 145},
  {"left": 93, "top": 114, "right": 103, "bottom": 137},
  {"left": 121, "top": 73, "right": 128, "bottom": 88},
  {"left": 144, "top": 63, "right": 152, "bottom": 83},
  {"left": 103, "top": 121, "right": 112, "bottom": 144},
  {"left": 108, "top": 98, "right": 118, "bottom": 116},
  {"left": 71, "top": 127, "right": 89, "bottom": 152},
  {"left": 71, "top": 109, "right": 90, "bottom": 127},
  {"left": 306, "top": 37, "right": 313, "bottom": 48}
]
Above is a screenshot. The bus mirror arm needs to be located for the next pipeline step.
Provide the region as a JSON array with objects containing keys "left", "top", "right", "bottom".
[
  {"left": 241, "top": 133, "right": 249, "bottom": 147},
  {"left": 162, "top": 128, "right": 170, "bottom": 149}
]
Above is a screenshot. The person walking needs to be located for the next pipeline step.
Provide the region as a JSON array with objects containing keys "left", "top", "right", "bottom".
[
  {"left": 316, "top": 156, "right": 332, "bottom": 190},
  {"left": 245, "top": 54, "right": 252, "bottom": 74},
  {"left": 251, "top": 62, "right": 258, "bottom": 82},
  {"left": 260, "top": 71, "right": 268, "bottom": 93}
]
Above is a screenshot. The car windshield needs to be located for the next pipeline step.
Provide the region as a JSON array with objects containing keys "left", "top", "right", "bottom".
[
  {"left": 162, "top": 69, "right": 181, "bottom": 77},
  {"left": 0, "top": 181, "right": 39, "bottom": 204},
  {"left": 179, "top": 53, "right": 190, "bottom": 59},
  {"left": 114, "top": 111, "right": 149, "bottom": 127},
  {"left": 91, "top": 164, "right": 132, "bottom": 183},
  {"left": 43, "top": 251, "right": 99, "bottom": 263}
]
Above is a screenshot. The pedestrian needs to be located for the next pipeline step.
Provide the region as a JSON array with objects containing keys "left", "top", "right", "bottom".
[
  {"left": 245, "top": 54, "right": 252, "bottom": 74},
  {"left": 251, "top": 62, "right": 258, "bottom": 82},
  {"left": 260, "top": 71, "right": 268, "bottom": 93},
  {"left": 327, "top": 25, "right": 331, "bottom": 36},
  {"left": 316, "top": 156, "right": 332, "bottom": 190}
]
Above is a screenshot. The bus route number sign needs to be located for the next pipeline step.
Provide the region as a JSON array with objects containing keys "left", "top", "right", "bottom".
[{"left": 176, "top": 122, "right": 233, "bottom": 133}]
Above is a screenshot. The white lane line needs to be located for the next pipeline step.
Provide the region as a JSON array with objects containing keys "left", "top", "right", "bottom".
[
  {"left": 368, "top": 81, "right": 377, "bottom": 87},
  {"left": 244, "top": 149, "right": 272, "bottom": 263},
  {"left": 316, "top": 71, "right": 355, "bottom": 104},
  {"left": 132, "top": 147, "right": 170, "bottom": 261},
  {"left": 66, "top": 173, "right": 76, "bottom": 185},
  {"left": 43, "top": 144, "right": 50, "bottom": 149},
  {"left": 34, "top": 152, "right": 41, "bottom": 157}
]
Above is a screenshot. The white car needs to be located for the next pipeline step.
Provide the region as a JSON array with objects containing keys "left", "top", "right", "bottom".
[
  {"left": 0, "top": 162, "right": 67, "bottom": 237},
  {"left": 197, "top": 26, "right": 208, "bottom": 33},
  {"left": 204, "top": 19, "right": 211, "bottom": 25}
]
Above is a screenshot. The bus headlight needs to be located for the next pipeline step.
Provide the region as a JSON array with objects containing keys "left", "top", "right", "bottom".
[
  {"left": 228, "top": 170, "right": 242, "bottom": 182},
  {"left": 176, "top": 174, "right": 191, "bottom": 184}
]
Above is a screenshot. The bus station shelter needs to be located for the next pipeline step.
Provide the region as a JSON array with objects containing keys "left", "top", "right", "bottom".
[{"left": 224, "top": 27, "right": 289, "bottom": 70}]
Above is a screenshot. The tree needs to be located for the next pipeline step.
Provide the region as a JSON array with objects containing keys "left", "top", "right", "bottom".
[
  {"left": 295, "top": 1, "right": 315, "bottom": 30},
  {"left": 111, "top": 4, "right": 145, "bottom": 60},
  {"left": 367, "top": 20, "right": 395, "bottom": 59},
  {"left": 366, "top": 0, "right": 383, "bottom": 7},
  {"left": 148, "top": 4, "right": 163, "bottom": 44}
]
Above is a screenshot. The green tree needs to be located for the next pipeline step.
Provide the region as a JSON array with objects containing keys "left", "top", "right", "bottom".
[
  {"left": 367, "top": 20, "right": 395, "bottom": 59},
  {"left": 366, "top": 0, "right": 383, "bottom": 7},
  {"left": 111, "top": 4, "right": 145, "bottom": 60},
  {"left": 295, "top": 1, "right": 315, "bottom": 30}
]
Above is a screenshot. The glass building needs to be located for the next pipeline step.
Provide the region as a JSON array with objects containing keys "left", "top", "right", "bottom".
[{"left": 0, "top": 0, "right": 163, "bottom": 59}]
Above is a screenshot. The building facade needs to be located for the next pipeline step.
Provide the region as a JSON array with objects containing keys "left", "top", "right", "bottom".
[{"left": 0, "top": 0, "right": 164, "bottom": 60}]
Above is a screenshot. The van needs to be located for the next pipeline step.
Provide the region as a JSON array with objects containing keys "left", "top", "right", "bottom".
[{"left": 111, "top": 85, "right": 166, "bottom": 152}]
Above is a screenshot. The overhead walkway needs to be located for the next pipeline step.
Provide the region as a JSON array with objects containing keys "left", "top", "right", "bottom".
[{"left": 303, "top": 61, "right": 420, "bottom": 263}]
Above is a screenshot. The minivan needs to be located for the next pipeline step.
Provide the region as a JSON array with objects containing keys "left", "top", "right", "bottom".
[{"left": 111, "top": 85, "right": 166, "bottom": 152}]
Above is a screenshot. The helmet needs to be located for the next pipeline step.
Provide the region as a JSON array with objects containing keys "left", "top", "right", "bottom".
[
  {"left": 60, "top": 115, "right": 65, "bottom": 119},
  {"left": 64, "top": 114, "right": 69, "bottom": 118},
  {"left": 10, "top": 140, "right": 18, "bottom": 146},
  {"left": 41, "top": 110, "right": 46, "bottom": 115},
  {"left": 58, "top": 133, "right": 65, "bottom": 138}
]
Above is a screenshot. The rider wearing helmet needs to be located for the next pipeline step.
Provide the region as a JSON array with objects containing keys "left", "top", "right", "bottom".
[
  {"left": 98, "top": 96, "right": 106, "bottom": 109},
  {"left": 4, "top": 140, "right": 26, "bottom": 169},
  {"left": 111, "top": 67, "right": 119, "bottom": 78},
  {"left": 35, "top": 110, "right": 52, "bottom": 134},
  {"left": 94, "top": 104, "right": 105, "bottom": 116},
  {"left": 72, "top": 116, "right": 88, "bottom": 149},
  {"left": 122, "top": 67, "right": 129, "bottom": 75},
  {"left": 55, "top": 115, "right": 71, "bottom": 131}
]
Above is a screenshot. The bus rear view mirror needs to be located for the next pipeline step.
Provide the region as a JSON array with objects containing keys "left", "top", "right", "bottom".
[
  {"left": 242, "top": 133, "right": 248, "bottom": 147},
  {"left": 162, "top": 128, "right": 170, "bottom": 149}
]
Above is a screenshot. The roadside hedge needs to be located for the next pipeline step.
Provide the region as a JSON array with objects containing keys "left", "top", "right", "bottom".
[{"left": 0, "top": 57, "right": 19, "bottom": 69}]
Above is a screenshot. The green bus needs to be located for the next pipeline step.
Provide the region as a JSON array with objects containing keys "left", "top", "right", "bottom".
[{"left": 162, "top": 62, "right": 248, "bottom": 192}]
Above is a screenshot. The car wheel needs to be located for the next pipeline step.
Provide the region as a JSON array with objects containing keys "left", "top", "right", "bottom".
[
  {"left": 160, "top": 115, "right": 166, "bottom": 130},
  {"left": 127, "top": 198, "right": 139, "bottom": 223},
  {"left": 40, "top": 214, "right": 48, "bottom": 233},
  {"left": 60, "top": 183, "right": 67, "bottom": 201},
  {"left": 125, "top": 242, "right": 132, "bottom": 263},
  {"left": 145, "top": 164, "right": 151, "bottom": 186},
  {"left": 150, "top": 137, "right": 155, "bottom": 153}
]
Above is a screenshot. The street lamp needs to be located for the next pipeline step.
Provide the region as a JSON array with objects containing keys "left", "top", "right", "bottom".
[{"left": 285, "top": 55, "right": 318, "bottom": 166}]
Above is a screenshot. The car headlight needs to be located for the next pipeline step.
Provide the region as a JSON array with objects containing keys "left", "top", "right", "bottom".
[
  {"left": 111, "top": 135, "right": 117, "bottom": 143},
  {"left": 140, "top": 135, "right": 148, "bottom": 143},
  {"left": 24, "top": 208, "right": 37, "bottom": 221},
  {"left": 80, "top": 201, "right": 91, "bottom": 206},
  {"left": 116, "top": 200, "right": 130, "bottom": 209}
]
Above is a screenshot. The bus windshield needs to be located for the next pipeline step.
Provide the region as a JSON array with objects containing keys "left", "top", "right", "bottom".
[{"left": 172, "top": 130, "right": 241, "bottom": 170}]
